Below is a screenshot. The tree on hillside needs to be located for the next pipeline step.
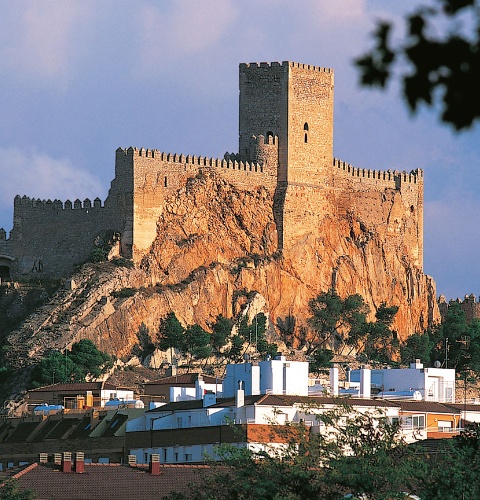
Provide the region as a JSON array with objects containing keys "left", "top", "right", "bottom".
[
  {"left": 131, "top": 323, "right": 155, "bottom": 360},
  {"left": 210, "top": 315, "right": 234, "bottom": 357},
  {"left": 360, "top": 303, "right": 400, "bottom": 363},
  {"left": 183, "top": 324, "right": 212, "bottom": 370},
  {"left": 430, "top": 302, "right": 480, "bottom": 373},
  {"left": 30, "top": 340, "right": 112, "bottom": 387},
  {"left": 307, "top": 292, "right": 369, "bottom": 355},
  {"left": 356, "top": 0, "right": 480, "bottom": 130},
  {"left": 158, "top": 312, "right": 185, "bottom": 353},
  {"left": 400, "top": 331, "right": 434, "bottom": 365},
  {"left": 69, "top": 339, "right": 112, "bottom": 379},
  {"left": 237, "top": 313, "right": 277, "bottom": 357}
]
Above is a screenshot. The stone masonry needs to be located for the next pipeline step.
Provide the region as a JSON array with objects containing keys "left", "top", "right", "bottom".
[{"left": 0, "top": 61, "right": 423, "bottom": 281}]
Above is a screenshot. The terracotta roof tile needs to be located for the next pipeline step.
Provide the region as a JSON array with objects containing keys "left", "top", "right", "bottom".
[
  {"left": 29, "top": 382, "right": 118, "bottom": 392},
  {"left": 12, "top": 462, "right": 205, "bottom": 499},
  {"left": 144, "top": 373, "right": 221, "bottom": 387},
  {"left": 397, "top": 401, "right": 461, "bottom": 414}
]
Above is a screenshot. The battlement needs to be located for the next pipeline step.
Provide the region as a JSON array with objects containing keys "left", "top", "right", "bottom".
[
  {"left": 14, "top": 195, "right": 104, "bottom": 210},
  {"left": 115, "top": 147, "right": 264, "bottom": 173},
  {"left": 333, "top": 158, "right": 423, "bottom": 185},
  {"left": 240, "top": 61, "right": 333, "bottom": 73}
]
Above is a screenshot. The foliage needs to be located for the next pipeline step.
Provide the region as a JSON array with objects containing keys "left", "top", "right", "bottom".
[
  {"left": 111, "top": 287, "right": 137, "bottom": 298},
  {"left": 210, "top": 315, "right": 234, "bottom": 356},
  {"left": 158, "top": 312, "right": 185, "bottom": 352},
  {"left": 361, "top": 303, "right": 400, "bottom": 363},
  {"left": 309, "top": 348, "right": 334, "bottom": 374},
  {"left": 183, "top": 324, "right": 212, "bottom": 367},
  {"left": 30, "top": 351, "right": 81, "bottom": 387},
  {"left": 400, "top": 331, "right": 434, "bottom": 365},
  {"left": 418, "top": 423, "right": 480, "bottom": 499},
  {"left": 225, "top": 334, "right": 244, "bottom": 363},
  {"left": 90, "top": 247, "right": 108, "bottom": 263},
  {"left": 430, "top": 302, "right": 480, "bottom": 374},
  {"left": 307, "top": 292, "right": 369, "bottom": 355},
  {"left": 0, "top": 479, "right": 36, "bottom": 500},
  {"left": 132, "top": 323, "right": 155, "bottom": 360},
  {"left": 356, "top": 0, "right": 480, "bottom": 130},
  {"left": 69, "top": 339, "right": 112, "bottom": 378},
  {"left": 237, "top": 313, "right": 277, "bottom": 357},
  {"left": 171, "top": 405, "right": 422, "bottom": 500},
  {"left": 30, "top": 340, "right": 112, "bottom": 387}
]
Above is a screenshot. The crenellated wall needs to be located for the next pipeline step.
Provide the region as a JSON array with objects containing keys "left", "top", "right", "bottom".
[
  {"left": 6, "top": 194, "right": 121, "bottom": 278},
  {"left": 330, "top": 158, "right": 424, "bottom": 268},
  {"left": 1, "top": 60, "right": 424, "bottom": 282}
]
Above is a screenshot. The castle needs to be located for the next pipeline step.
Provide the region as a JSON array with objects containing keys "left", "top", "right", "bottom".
[{"left": 0, "top": 61, "right": 423, "bottom": 282}]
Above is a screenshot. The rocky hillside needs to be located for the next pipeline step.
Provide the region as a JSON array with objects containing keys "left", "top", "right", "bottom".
[{"left": 3, "top": 170, "right": 439, "bottom": 371}]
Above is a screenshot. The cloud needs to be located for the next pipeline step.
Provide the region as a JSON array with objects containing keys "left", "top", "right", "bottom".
[
  {"left": 0, "top": 147, "right": 104, "bottom": 212},
  {"left": 135, "top": 1, "right": 238, "bottom": 70},
  {"left": 0, "top": 0, "right": 93, "bottom": 84}
]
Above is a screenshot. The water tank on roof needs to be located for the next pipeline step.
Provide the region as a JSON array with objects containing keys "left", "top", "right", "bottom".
[
  {"left": 33, "top": 403, "right": 64, "bottom": 416},
  {"left": 104, "top": 399, "right": 144, "bottom": 409}
]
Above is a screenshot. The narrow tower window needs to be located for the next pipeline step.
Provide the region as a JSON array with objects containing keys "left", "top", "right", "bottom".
[
  {"left": 304, "top": 122, "right": 309, "bottom": 143},
  {"left": 164, "top": 176, "right": 168, "bottom": 187}
]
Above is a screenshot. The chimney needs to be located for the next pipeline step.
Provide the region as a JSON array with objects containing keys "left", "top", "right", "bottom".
[
  {"left": 330, "top": 366, "right": 339, "bottom": 397},
  {"left": 74, "top": 452, "right": 85, "bottom": 473},
  {"left": 62, "top": 452, "right": 72, "bottom": 473},
  {"left": 203, "top": 391, "right": 217, "bottom": 407},
  {"left": 359, "top": 366, "right": 371, "bottom": 399},
  {"left": 149, "top": 453, "right": 160, "bottom": 475},
  {"left": 410, "top": 359, "right": 424, "bottom": 370},
  {"left": 128, "top": 454, "right": 137, "bottom": 467},
  {"left": 54, "top": 453, "right": 62, "bottom": 466},
  {"left": 39, "top": 453, "right": 48, "bottom": 464},
  {"left": 236, "top": 380, "right": 245, "bottom": 408}
]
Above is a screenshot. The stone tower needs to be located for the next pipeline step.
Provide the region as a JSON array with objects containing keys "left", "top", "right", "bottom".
[
  {"left": 239, "top": 62, "right": 335, "bottom": 250},
  {"left": 239, "top": 61, "right": 334, "bottom": 186}
]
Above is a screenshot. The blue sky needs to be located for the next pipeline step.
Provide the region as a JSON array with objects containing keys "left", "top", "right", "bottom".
[{"left": 0, "top": 0, "right": 478, "bottom": 301}]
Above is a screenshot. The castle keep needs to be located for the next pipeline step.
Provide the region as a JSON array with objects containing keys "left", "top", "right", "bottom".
[{"left": 0, "top": 61, "right": 423, "bottom": 281}]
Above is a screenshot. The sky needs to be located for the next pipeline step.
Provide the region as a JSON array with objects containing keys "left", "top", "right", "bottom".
[{"left": 0, "top": 0, "right": 478, "bottom": 301}]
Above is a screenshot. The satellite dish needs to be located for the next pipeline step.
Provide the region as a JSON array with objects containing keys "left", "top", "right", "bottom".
[{"left": 434, "top": 360, "right": 441, "bottom": 368}]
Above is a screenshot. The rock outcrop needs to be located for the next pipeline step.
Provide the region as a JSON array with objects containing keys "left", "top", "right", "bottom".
[{"left": 5, "top": 170, "right": 439, "bottom": 369}]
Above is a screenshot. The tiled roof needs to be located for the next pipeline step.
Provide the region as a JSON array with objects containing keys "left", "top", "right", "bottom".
[
  {"left": 397, "top": 401, "right": 461, "bottom": 414},
  {"left": 144, "top": 373, "right": 221, "bottom": 387},
  {"left": 28, "top": 382, "right": 118, "bottom": 392},
  {"left": 154, "top": 394, "right": 402, "bottom": 412},
  {"left": 10, "top": 462, "right": 206, "bottom": 500},
  {"left": 444, "top": 402, "right": 480, "bottom": 412}
]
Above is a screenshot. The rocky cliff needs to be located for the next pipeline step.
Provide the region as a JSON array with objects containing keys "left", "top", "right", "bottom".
[{"left": 4, "top": 170, "right": 439, "bottom": 369}]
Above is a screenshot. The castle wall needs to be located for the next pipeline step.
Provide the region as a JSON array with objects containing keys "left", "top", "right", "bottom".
[
  {"left": 239, "top": 61, "right": 334, "bottom": 186},
  {"left": 8, "top": 196, "right": 120, "bottom": 278},
  {"left": 115, "top": 147, "right": 277, "bottom": 264},
  {"left": 331, "top": 159, "right": 424, "bottom": 269},
  {"left": 4, "top": 60, "right": 424, "bottom": 283}
]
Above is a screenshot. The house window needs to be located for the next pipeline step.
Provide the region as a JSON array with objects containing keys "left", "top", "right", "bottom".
[
  {"left": 174, "top": 452, "right": 179, "bottom": 462},
  {"left": 163, "top": 448, "right": 167, "bottom": 463},
  {"left": 177, "top": 417, "right": 183, "bottom": 428},
  {"left": 185, "top": 453, "right": 192, "bottom": 462},
  {"left": 403, "top": 415, "right": 425, "bottom": 430}
]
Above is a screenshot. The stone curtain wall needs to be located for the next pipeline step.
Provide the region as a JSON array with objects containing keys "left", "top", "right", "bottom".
[
  {"left": 331, "top": 159, "right": 424, "bottom": 269},
  {"left": 8, "top": 196, "right": 122, "bottom": 278},
  {"left": 115, "top": 147, "right": 278, "bottom": 263},
  {"left": 3, "top": 60, "right": 423, "bottom": 280}
]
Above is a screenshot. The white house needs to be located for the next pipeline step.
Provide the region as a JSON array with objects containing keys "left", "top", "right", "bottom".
[{"left": 347, "top": 360, "right": 455, "bottom": 402}]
